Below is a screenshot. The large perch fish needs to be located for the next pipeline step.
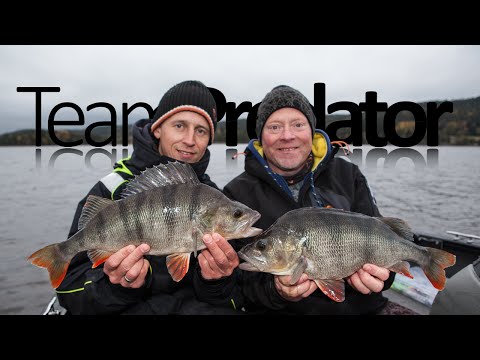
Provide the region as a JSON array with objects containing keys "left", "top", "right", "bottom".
[
  {"left": 238, "top": 207, "right": 455, "bottom": 302},
  {"left": 28, "top": 162, "right": 262, "bottom": 288}
]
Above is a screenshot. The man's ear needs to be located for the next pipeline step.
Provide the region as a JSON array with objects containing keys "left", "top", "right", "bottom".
[{"left": 153, "top": 127, "right": 161, "bottom": 140}]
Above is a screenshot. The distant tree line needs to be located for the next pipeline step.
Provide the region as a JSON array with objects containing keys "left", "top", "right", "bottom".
[{"left": 1, "top": 96, "right": 479, "bottom": 146}]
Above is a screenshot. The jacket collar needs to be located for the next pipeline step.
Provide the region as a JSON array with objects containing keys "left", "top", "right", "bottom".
[{"left": 243, "top": 130, "right": 333, "bottom": 199}]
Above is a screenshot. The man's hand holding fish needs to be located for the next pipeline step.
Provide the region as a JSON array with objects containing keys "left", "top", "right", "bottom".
[{"left": 103, "top": 244, "right": 151, "bottom": 288}]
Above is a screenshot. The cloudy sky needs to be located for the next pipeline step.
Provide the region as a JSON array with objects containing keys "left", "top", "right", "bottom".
[{"left": 1, "top": 45, "right": 479, "bottom": 133}]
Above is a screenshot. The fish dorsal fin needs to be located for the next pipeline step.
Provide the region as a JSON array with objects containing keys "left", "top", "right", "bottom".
[
  {"left": 120, "top": 161, "right": 200, "bottom": 199},
  {"left": 379, "top": 217, "right": 414, "bottom": 241},
  {"left": 78, "top": 195, "right": 113, "bottom": 230}
]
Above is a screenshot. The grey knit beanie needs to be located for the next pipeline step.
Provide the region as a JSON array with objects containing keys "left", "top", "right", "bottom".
[{"left": 256, "top": 85, "right": 317, "bottom": 141}]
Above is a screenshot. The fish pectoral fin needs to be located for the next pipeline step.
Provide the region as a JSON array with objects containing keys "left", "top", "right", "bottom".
[
  {"left": 191, "top": 227, "right": 204, "bottom": 258},
  {"left": 289, "top": 256, "right": 308, "bottom": 285},
  {"left": 192, "top": 215, "right": 208, "bottom": 258},
  {"left": 87, "top": 249, "right": 116, "bottom": 268},
  {"left": 314, "top": 279, "right": 345, "bottom": 302},
  {"left": 166, "top": 253, "right": 191, "bottom": 282},
  {"left": 389, "top": 261, "right": 414, "bottom": 279}
]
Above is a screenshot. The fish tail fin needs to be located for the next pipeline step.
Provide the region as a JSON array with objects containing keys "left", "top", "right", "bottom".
[
  {"left": 422, "top": 248, "right": 456, "bottom": 290},
  {"left": 27, "top": 244, "right": 71, "bottom": 289}
]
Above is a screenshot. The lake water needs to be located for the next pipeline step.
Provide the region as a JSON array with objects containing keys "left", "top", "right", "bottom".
[{"left": 0, "top": 144, "right": 479, "bottom": 314}]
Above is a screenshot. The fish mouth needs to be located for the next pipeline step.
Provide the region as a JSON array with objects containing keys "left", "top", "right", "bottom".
[
  {"left": 237, "top": 249, "right": 249, "bottom": 262},
  {"left": 240, "top": 211, "right": 262, "bottom": 238},
  {"left": 238, "top": 261, "right": 261, "bottom": 271},
  {"left": 237, "top": 248, "right": 265, "bottom": 272},
  {"left": 242, "top": 227, "right": 263, "bottom": 238},
  {"left": 251, "top": 211, "right": 261, "bottom": 224},
  {"left": 245, "top": 211, "right": 260, "bottom": 228}
]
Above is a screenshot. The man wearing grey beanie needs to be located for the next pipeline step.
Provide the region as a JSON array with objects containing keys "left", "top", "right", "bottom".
[{"left": 194, "top": 84, "right": 407, "bottom": 315}]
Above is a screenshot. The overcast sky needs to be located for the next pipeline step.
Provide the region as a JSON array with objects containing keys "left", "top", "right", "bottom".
[{"left": 1, "top": 45, "right": 479, "bottom": 133}]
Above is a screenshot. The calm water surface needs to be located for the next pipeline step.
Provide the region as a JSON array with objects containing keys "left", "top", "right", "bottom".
[{"left": 0, "top": 145, "right": 478, "bottom": 314}]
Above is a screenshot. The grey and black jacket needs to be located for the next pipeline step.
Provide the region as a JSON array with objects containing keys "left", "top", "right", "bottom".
[{"left": 194, "top": 130, "right": 395, "bottom": 315}]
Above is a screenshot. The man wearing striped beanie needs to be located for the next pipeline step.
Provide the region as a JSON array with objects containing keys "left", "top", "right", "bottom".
[
  {"left": 56, "top": 80, "right": 233, "bottom": 315},
  {"left": 151, "top": 80, "right": 218, "bottom": 163}
]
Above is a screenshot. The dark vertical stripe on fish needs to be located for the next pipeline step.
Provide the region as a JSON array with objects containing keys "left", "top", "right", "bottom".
[
  {"left": 164, "top": 185, "right": 176, "bottom": 238},
  {"left": 119, "top": 199, "right": 132, "bottom": 238},
  {"left": 74, "top": 228, "right": 86, "bottom": 250},
  {"left": 133, "top": 192, "right": 146, "bottom": 241},
  {"left": 363, "top": 226, "right": 376, "bottom": 264},
  {"left": 189, "top": 184, "right": 199, "bottom": 222},
  {"left": 147, "top": 189, "right": 159, "bottom": 241},
  {"left": 95, "top": 209, "right": 108, "bottom": 243}
]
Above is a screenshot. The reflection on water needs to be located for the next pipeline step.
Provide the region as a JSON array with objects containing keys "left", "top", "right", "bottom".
[
  {"left": 342, "top": 148, "right": 438, "bottom": 169},
  {"left": 37, "top": 146, "right": 439, "bottom": 171},
  {"left": 1, "top": 145, "right": 479, "bottom": 314},
  {"left": 36, "top": 148, "right": 131, "bottom": 169}
]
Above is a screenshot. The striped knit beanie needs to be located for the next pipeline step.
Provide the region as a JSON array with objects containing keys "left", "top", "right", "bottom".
[{"left": 151, "top": 80, "right": 217, "bottom": 144}]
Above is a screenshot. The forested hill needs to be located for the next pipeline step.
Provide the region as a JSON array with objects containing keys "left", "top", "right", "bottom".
[
  {"left": 214, "top": 95, "right": 480, "bottom": 145},
  {"left": 1, "top": 95, "right": 479, "bottom": 145}
]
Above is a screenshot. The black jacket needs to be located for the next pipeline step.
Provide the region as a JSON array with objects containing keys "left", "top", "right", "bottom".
[
  {"left": 194, "top": 131, "right": 395, "bottom": 315},
  {"left": 56, "top": 119, "right": 238, "bottom": 315}
]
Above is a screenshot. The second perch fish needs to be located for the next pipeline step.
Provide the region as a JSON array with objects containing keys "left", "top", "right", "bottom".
[
  {"left": 238, "top": 207, "right": 456, "bottom": 302},
  {"left": 28, "top": 162, "right": 262, "bottom": 288}
]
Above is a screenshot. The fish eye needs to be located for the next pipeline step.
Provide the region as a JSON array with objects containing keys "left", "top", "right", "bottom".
[
  {"left": 256, "top": 240, "right": 266, "bottom": 251},
  {"left": 233, "top": 209, "right": 243, "bottom": 218}
]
